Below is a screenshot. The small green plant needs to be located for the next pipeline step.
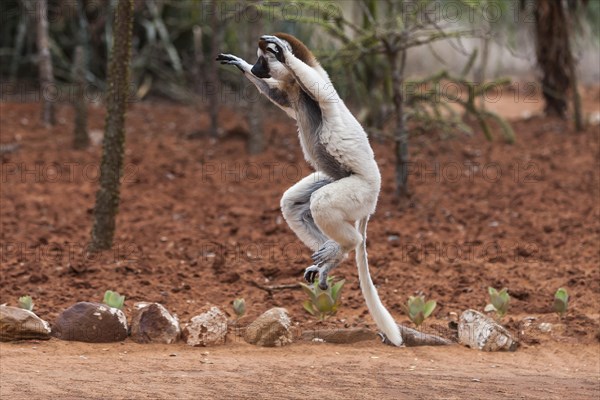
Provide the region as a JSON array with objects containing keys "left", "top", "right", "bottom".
[
  {"left": 232, "top": 298, "right": 246, "bottom": 319},
  {"left": 18, "top": 295, "right": 34, "bottom": 311},
  {"left": 406, "top": 295, "right": 437, "bottom": 328},
  {"left": 485, "top": 287, "right": 510, "bottom": 318},
  {"left": 300, "top": 277, "right": 345, "bottom": 321},
  {"left": 553, "top": 288, "right": 569, "bottom": 319},
  {"left": 103, "top": 290, "right": 125, "bottom": 309}
]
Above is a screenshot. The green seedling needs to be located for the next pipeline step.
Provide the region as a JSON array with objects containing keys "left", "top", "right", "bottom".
[
  {"left": 300, "top": 276, "right": 345, "bottom": 321},
  {"left": 103, "top": 290, "right": 125, "bottom": 309},
  {"left": 406, "top": 295, "right": 436, "bottom": 328},
  {"left": 484, "top": 287, "right": 510, "bottom": 318},
  {"left": 232, "top": 298, "right": 246, "bottom": 319},
  {"left": 553, "top": 288, "right": 569, "bottom": 319},
  {"left": 18, "top": 295, "right": 34, "bottom": 311}
]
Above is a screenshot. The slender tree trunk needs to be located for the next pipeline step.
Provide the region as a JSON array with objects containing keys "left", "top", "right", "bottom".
[
  {"left": 33, "top": 0, "right": 56, "bottom": 125},
  {"left": 10, "top": 0, "right": 28, "bottom": 81},
  {"left": 534, "top": 0, "right": 572, "bottom": 118},
  {"left": 245, "top": 4, "right": 264, "bottom": 154},
  {"left": 208, "top": 0, "right": 222, "bottom": 138},
  {"left": 562, "top": 2, "right": 583, "bottom": 132},
  {"left": 389, "top": 45, "right": 409, "bottom": 198},
  {"left": 475, "top": 36, "right": 490, "bottom": 109},
  {"left": 90, "top": 0, "right": 134, "bottom": 251},
  {"left": 73, "top": 46, "right": 89, "bottom": 149},
  {"left": 569, "top": 57, "right": 583, "bottom": 132},
  {"left": 193, "top": 25, "right": 204, "bottom": 94}
]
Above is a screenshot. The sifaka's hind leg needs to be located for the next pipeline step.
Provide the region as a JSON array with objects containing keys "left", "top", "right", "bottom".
[
  {"left": 280, "top": 172, "right": 333, "bottom": 251},
  {"left": 281, "top": 173, "right": 345, "bottom": 286},
  {"left": 309, "top": 174, "right": 378, "bottom": 289}
]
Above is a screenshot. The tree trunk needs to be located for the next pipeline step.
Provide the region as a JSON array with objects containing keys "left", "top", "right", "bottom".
[
  {"left": 208, "top": 0, "right": 222, "bottom": 138},
  {"left": 72, "top": 46, "right": 89, "bottom": 149},
  {"left": 192, "top": 25, "right": 204, "bottom": 94},
  {"left": 245, "top": 3, "right": 264, "bottom": 154},
  {"left": 10, "top": 1, "right": 28, "bottom": 81},
  {"left": 475, "top": 36, "right": 490, "bottom": 109},
  {"left": 33, "top": 0, "right": 56, "bottom": 125},
  {"left": 90, "top": 0, "right": 134, "bottom": 251},
  {"left": 389, "top": 47, "right": 409, "bottom": 198},
  {"left": 534, "top": 0, "right": 572, "bottom": 118},
  {"left": 562, "top": 1, "right": 583, "bottom": 132}
]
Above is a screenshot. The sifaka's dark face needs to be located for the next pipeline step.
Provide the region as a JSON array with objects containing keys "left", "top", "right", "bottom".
[{"left": 251, "top": 55, "right": 270, "bottom": 79}]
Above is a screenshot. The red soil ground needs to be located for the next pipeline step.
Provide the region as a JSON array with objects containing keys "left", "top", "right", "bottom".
[{"left": 1, "top": 88, "right": 599, "bottom": 398}]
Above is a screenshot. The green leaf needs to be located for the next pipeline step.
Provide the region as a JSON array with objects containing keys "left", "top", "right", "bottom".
[
  {"left": 299, "top": 283, "right": 316, "bottom": 302},
  {"left": 553, "top": 288, "right": 568, "bottom": 317},
  {"left": 331, "top": 279, "right": 345, "bottom": 302},
  {"left": 411, "top": 312, "right": 424, "bottom": 327},
  {"left": 315, "top": 292, "right": 334, "bottom": 313},
  {"left": 18, "top": 295, "right": 34, "bottom": 311},
  {"left": 232, "top": 298, "right": 246, "bottom": 317},
  {"left": 555, "top": 288, "right": 568, "bottom": 303},
  {"left": 303, "top": 300, "right": 316, "bottom": 315},
  {"left": 103, "top": 290, "right": 125, "bottom": 309},
  {"left": 408, "top": 296, "right": 424, "bottom": 318},
  {"left": 423, "top": 300, "right": 437, "bottom": 318},
  {"left": 488, "top": 287, "right": 497, "bottom": 296},
  {"left": 490, "top": 288, "right": 509, "bottom": 313}
]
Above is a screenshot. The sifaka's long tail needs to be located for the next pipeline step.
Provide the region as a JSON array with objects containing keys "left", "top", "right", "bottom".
[{"left": 356, "top": 217, "right": 403, "bottom": 346}]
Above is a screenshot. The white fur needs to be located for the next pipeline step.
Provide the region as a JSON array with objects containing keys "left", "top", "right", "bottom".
[
  {"left": 357, "top": 217, "right": 403, "bottom": 346},
  {"left": 219, "top": 35, "right": 403, "bottom": 346},
  {"left": 274, "top": 38, "right": 403, "bottom": 345}
]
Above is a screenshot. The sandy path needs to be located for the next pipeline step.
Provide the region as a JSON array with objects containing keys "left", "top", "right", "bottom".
[{"left": 1, "top": 340, "right": 598, "bottom": 399}]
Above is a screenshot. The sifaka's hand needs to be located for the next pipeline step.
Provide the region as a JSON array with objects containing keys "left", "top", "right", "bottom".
[
  {"left": 259, "top": 35, "right": 290, "bottom": 64},
  {"left": 216, "top": 53, "right": 245, "bottom": 71}
]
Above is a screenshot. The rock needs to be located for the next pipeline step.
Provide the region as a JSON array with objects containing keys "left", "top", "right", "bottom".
[
  {"left": 301, "top": 328, "right": 377, "bottom": 344},
  {"left": 379, "top": 324, "right": 453, "bottom": 347},
  {"left": 458, "top": 309, "right": 518, "bottom": 351},
  {"left": 0, "top": 305, "right": 51, "bottom": 341},
  {"left": 538, "top": 322, "right": 553, "bottom": 333},
  {"left": 130, "top": 302, "right": 180, "bottom": 344},
  {"left": 182, "top": 306, "right": 228, "bottom": 346},
  {"left": 244, "top": 307, "right": 293, "bottom": 347},
  {"left": 53, "top": 302, "right": 128, "bottom": 343},
  {"left": 396, "top": 324, "right": 453, "bottom": 346}
]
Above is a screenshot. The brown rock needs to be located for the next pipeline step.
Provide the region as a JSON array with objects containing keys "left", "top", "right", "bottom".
[
  {"left": 182, "top": 306, "right": 227, "bottom": 346},
  {"left": 130, "top": 302, "right": 180, "bottom": 344},
  {"left": 53, "top": 302, "right": 128, "bottom": 343},
  {"left": 301, "top": 328, "right": 377, "bottom": 343},
  {"left": 244, "top": 307, "right": 292, "bottom": 347},
  {"left": 0, "top": 305, "right": 51, "bottom": 341}
]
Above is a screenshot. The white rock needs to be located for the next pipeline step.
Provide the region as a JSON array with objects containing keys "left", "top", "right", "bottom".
[
  {"left": 183, "top": 306, "right": 227, "bottom": 347},
  {"left": 458, "top": 309, "right": 517, "bottom": 351}
]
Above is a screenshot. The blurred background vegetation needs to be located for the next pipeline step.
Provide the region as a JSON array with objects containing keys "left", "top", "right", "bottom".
[{"left": 1, "top": 1, "right": 597, "bottom": 96}]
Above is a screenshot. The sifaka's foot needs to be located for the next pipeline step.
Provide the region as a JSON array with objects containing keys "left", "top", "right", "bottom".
[
  {"left": 312, "top": 240, "right": 343, "bottom": 266},
  {"left": 303, "top": 240, "right": 346, "bottom": 290},
  {"left": 304, "top": 265, "right": 320, "bottom": 284}
]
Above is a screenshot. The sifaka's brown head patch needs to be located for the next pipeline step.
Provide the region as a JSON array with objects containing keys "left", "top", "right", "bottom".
[{"left": 258, "top": 33, "right": 316, "bottom": 66}]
